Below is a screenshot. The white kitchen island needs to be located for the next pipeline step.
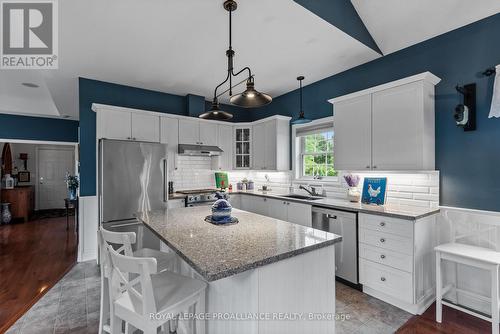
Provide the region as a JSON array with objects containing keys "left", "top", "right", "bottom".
[{"left": 137, "top": 207, "right": 342, "bottom": 334}]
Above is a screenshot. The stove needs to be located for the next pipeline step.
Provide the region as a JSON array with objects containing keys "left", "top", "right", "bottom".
[{"left": 177, "top": 189, "right": 230, "bottom": 207}]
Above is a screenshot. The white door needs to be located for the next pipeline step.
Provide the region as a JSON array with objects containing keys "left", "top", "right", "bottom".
[
  {"left": 37, "top": 147, "right": 75, "bottom": 210},
  {"left": 215, "top": 124, "right": 233, "bottom": 170},
  {"left": 267, "top": 198, "right": 288, "bottom": 221},
  {"left": 265, "top": 120, "right": 277, "bottom": 170},
  {"left": 178, "top": 119, "right": 200, "bottom": 145},
  {"left": 333, "top": 95, "right": 372, "bottom": 170},
  {"left": 372, "top": 82, "right": 422, "bottom": 170},
  {"left": 252, "top": 123, "right": 266, "bottom": 169},
  {"left": 160, "top": 116, "right": 179, "bottom": 172},
  {"left": 131, "top": 113, "right": 160, "bottom": 142},
  {"left": 199, "top": 122, "right": 218, "bottom": 146},
  {"left": 97, "top": 110, "right": 131, "bottom": 140},
  {"left": 287, "top": 202, "right": 312, "bottom": 227}
]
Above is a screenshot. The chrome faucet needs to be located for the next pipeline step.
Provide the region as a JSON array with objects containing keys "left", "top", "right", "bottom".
[{"left": 299, "top": 185, "right": 321, "bottom": 197}]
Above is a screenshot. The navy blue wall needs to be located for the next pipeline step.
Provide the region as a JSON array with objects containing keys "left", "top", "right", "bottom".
[
  {"left": 0, "top": 113, "right": 78, "bottom": 142},
  {"left": 79, "top": 78, "right": 250, "bottom": 196},
  {"left": 253, "top": 14, "right": 500, "bottom": 212}
]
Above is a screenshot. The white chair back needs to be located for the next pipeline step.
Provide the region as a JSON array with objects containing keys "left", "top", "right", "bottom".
[
  {"left": 108, "top": 245, "right": 159, "bottom": 316},
  {"left": 100, "top": 228, "right": 136, "bottom": 256}
]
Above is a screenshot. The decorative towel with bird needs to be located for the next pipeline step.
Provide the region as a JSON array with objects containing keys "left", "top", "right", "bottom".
[{"left": 362, "top": 178, "right": 387, "bottom": 205}]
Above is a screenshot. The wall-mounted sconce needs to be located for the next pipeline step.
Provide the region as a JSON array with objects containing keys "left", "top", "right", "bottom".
[{"left": 454, "top": 84, "right": 476, "bottom": 131}]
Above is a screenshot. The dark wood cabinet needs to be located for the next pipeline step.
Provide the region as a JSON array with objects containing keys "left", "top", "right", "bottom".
[{"left": 1, "top": 186, "right": 34, "bottom": 222}]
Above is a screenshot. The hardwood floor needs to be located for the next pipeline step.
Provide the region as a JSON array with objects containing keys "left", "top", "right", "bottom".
[
  {"left": 0, "top": 216, "right": 77, "bottom": 333},
  {"left": 397, "top": 302, "right": 492, "bottom": 333}
]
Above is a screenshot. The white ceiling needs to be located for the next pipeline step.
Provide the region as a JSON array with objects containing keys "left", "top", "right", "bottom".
[
  {"left": 352, "top": 0, "right": 500, "bottom": 55},
  {"left": 0, "top": 71, "right": 60, "bottom": 118},
  {"left": 32, "top": 0, "right": 380, "bottom": 119},
  {"left": 1, "top": 0, "right": 499, "bottom": 120}
]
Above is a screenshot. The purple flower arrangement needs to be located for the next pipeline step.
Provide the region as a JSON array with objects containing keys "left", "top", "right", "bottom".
[{"left": 344, "top": 174, "right": 360, "bottom": 188}]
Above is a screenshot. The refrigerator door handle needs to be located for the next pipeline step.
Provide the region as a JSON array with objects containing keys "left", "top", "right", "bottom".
[{"left": 163, "top": 158, "right": 168, "bottom": 203}]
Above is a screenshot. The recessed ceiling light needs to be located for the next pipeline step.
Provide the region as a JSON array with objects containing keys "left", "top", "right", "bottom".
[{"left": 22, "top": 82, "right": 39, "bottom": 88}]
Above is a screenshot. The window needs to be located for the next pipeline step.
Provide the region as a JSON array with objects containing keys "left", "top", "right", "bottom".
[{"left": 300, "top": 129, "right": 337, "bottom": 178}]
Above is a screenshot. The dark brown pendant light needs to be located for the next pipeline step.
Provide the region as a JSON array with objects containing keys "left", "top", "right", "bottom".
[{"left": 201, "top": 0, "right": 272, "bottom": 120}]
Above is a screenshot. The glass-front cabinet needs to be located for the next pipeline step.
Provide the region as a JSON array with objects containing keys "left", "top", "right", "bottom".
[{"left": 234, "top": 126, "right": 252, "bottom": 169}]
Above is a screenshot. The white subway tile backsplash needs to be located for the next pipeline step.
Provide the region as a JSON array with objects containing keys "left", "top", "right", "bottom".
[
  {"left": 292, "top": 171, "right": 440, "bottom": 208},
  {"left": 171, "top": 156, "right": 440, "bottom": 208}
]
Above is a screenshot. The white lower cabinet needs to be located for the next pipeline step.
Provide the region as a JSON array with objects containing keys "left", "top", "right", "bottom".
[
  {"left": 267, "top": 198, "right": 288, "bottom": 221},
  {"left": 241, "top": 195, "right": 312, "bottom": 227},
  {"left": 358, "top": 213, "right": 437, "bottom": 315},
  {"left": 229, "top": 194, "right": 241, "bottom": 209}
]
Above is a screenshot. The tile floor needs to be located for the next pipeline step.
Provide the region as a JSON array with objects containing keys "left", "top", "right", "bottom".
[
  {"left": 6, "top": 262, "right": 411, "bottom": 334},
  {"left": 6, "top": 261, "right": 101, "bottom": 334}
]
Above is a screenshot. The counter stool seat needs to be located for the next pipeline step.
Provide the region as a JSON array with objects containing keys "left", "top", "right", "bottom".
[{"left": 435, "top": 242, "right": 500, "bottom": 334}]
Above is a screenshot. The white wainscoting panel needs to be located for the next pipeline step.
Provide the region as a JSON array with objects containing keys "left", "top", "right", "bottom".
[
  {"left": 78, "top": 195, "right": 99, "bottom": 262},
  {"left": 438, "top": 206, "right": 500, "bottom": 316}
]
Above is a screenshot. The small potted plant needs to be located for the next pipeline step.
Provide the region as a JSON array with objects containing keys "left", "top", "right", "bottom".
[
  {"left": 65, "top": 173, "right": 79, "bottom": 200},
  {"left": 344, "top": 174, "right": 361, "bottom": 202}
]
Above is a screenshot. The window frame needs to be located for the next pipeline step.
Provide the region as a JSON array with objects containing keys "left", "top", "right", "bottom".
[{"left": 292, "top": 116, "right": 338, "bottom": 182}]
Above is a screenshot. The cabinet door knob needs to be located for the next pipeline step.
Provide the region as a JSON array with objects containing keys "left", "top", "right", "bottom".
[
  {"left": 366, "top": 165, "right": 370, "bottom": 169},
  {"left": 380, "top": 222, "right": 386, "bottom": 227},
  {"left": 263, "top": 198, "right": 267, "bottom": 202},
  {"left": 287, "top": 202, "right": 290, "bottom": 205},
  {"left": 380, "top": 238, "right": 386, "bottom": 243},
  {"left": 373, "top": 166, "right": 378, "bottom": 169},
  {"left": 380, "top": 277, "right": 386, "bottom": 282},
  {"left": 380, "top": 254, "right": 386, "bottom": 259}
]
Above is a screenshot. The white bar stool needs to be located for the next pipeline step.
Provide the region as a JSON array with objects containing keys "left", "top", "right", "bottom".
[
  {"left": 435, "top": 243, "right": 500, "bottom": 334},
  {"left": 99, "top": 228, "right": 178, "bottom": 334},
  {"left": 107, "top": 244, "right": 207, "bottom": 334}
]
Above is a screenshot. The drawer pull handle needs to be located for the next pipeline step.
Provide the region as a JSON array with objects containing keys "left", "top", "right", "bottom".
[
  {"left": 380, "top": 277, "right": 386, "bottom": 282},
  {"left": 380, "top": 238, "right": 386, "bottom": 243},
  {"left": 380, "top": 254, "right": 386, "bottom": 259},
  {"left": 380, "top": 222, "right": 386, "bottom": 227}
]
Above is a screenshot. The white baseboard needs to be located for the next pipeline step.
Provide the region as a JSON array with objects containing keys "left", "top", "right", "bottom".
[
  {"left": 78, "top": 250, "right": 98, "bottom": 263},
  {"left": 362, "top": 286, "right": 435, "bottom": 315}
]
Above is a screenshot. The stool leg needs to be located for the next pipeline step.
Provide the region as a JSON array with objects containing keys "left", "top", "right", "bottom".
[
  {"left": 436, "top": 251, "right": 442, "bottom": 323},
  {"left": 492, "top": 265, "right": 499, "bottom": 334}
]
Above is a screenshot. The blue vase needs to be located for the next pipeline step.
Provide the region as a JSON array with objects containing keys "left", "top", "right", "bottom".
[{"left": 68, "top": 188, "right": 77, "bottom": 200}]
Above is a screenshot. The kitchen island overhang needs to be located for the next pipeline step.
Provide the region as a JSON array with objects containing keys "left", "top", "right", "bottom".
[{"left": 137, "top": 207, "right": 342, "bottom": 334}]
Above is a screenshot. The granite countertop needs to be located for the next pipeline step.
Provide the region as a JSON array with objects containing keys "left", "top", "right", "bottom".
[
  {"left": 137, "top": 207, "right": 342, "bottom": 282},
  {"left": 232, "top": 191, "right": 440, "bottom": 220}
]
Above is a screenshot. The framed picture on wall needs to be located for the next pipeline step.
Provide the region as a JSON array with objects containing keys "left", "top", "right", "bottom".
[{"left": 18, "top": 171, "right": 30, "bottom": 183}]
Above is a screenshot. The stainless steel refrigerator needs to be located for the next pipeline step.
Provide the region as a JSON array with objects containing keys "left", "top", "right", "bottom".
[{"left": 99, "top": 139, "right": 168, "bottom": 250}]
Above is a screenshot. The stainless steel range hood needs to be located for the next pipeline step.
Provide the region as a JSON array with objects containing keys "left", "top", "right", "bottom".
[{"left": 178, "top": 144, "right": 223, "bottom": 156}]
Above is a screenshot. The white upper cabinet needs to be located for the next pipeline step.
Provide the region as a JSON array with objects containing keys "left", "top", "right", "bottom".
[
  {"left": 179, "top": 119, "right": 218, "bottom": 146},
  {"left": 199, "top": 122, "right": 218, "bottom": 146},
  {"left": 234, "top": 126, "right": 252, "bottom": 169},
  {"left": 251, "top": 117, "right": 291, "bottom": 171},
  {"left": 160, "top": 116, "right": 179, "bottom": 172},
  {"left": 252, "top": 123, "right": 266, "bottom": 169},
  {"left": 213, "top": 124, "right": 233, "bottom": 171},
  {"left": 96, "top": 108, "right": 159, "bottom": 142},
  {"left": 131, "top": 113, "right": 160, "bottom": 142},
  {"left": 178, "top": 119, "right": 200, "bottom": 145},
  {"left": 333, "top": 94, "right": 372, "bottom": 171},
  {"left": 97, "top": 108, "right": 132, "bottom": 140},
  {"left": 330, "top": 72, "right": 440, "bottom": 171}
]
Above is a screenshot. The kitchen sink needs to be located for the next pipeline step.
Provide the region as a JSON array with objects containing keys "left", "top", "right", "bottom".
[{"left": 282, "top": 194, "right": 323, "bottom": 201}]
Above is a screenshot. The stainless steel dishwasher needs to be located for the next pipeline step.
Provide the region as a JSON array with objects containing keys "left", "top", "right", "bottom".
[{"left": 312, "top": 206, "right": 358, "bottom": 285}]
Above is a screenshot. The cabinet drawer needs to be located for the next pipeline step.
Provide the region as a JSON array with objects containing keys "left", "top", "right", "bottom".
[
  {"left": 359, "top": 213, "right": 413, "bottom": 237},
  {"left": 359, "top": 228, "right": 413, "bottom": 255},
  {"left": 359, "top": 259, "right": 413, "bottom": 304},
  {"left": 359, "top": 243, "right": 413, "bottom": 273}
]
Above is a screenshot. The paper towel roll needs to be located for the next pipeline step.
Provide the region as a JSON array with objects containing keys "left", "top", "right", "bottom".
[{"left": 489, "top": 64, "right": 500, "bottom": 118}]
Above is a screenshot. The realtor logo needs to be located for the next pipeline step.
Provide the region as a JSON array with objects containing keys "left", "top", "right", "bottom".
[{"left": 1, "top": 0, "right": 58, "bottom": 69}]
